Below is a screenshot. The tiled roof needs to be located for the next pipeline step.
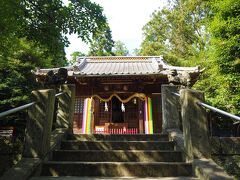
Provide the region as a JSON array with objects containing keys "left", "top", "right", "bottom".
[
  {"left": 36, "top": 56, "right": 200, "bottom": 77},
  {"left": 75, "top": 58, "right": 159, "bottom": 76}
]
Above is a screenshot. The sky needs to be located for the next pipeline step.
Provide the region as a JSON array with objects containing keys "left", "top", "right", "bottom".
[{"left": 64, "top": 0, "right": 168, "bottom": 59}]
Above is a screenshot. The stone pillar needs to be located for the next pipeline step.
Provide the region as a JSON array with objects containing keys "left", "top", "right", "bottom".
[
  {"left": 180, "top": 89, "right": 210, "bottom": 162},
  {"left": 161, "top": 85, "right": 181, "bottom": 132},
  {"left": 24, "top": 89, "right": 56, "bottom": 158},
  {"left": 56, "top": 84, "right": 76, "bottom": 131}
]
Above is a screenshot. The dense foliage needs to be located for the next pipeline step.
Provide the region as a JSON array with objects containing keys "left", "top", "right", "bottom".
[
  {"left": 112, "top": 41, "right": 129, "bottom": 56},
  {"left": 0, "top": 2, "right": 113, "bottom": 172},
  {"left": 69, "top": 51, "right": 86, "bottom": 65},
  {"left": 0, "top": 0, "right": 113, "bottom": 112},
  {"left": 140, "top": 0, "right": 240, "bottom": 115},
  {"left": 88, "top": 24, "right": 114, "bottom": 56},
  {"left": 199, "top": 0, "right": 240, "bottom": 114},
  {"left": 140, "top": 0, "right": 208, "bottom": 65}
]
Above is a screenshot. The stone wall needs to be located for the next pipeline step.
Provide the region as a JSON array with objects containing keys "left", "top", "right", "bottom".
[
  {"left": 211, "top": 137, "right": 240, "bottom": 177},
  {"left": 0, "top": 137, "right": 22, "bottom": 176}
]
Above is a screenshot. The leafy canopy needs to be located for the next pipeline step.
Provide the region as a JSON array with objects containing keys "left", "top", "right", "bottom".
[
  {"left": 140, "top": 0, "right": 208, "bottom": 65},
  {"left": 0, "top": 0, "right": 113, "bottom": 111},
  {"left": 140, "top": 0, "right": 239, "bottom": 114},
  {"left": 112, "top": 41, "right": 129, "bottom": 56}
]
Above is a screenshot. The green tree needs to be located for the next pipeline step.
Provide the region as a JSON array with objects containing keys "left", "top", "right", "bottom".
[
  {"left": 88, "top": 24, "right": 114, "bottom": 56},
  {"left": 195, "top": 0, "right": 240, "bottom": 114},
  {"left": 18, "top": 0, "right": 112, "bottom": 66},
  {"left": 132, "top": 48, "right": 140, "bottom": 56},
  {"left": 0, "top": 1, "right": 114, "bottom": 171},
  {"left": 113, "top": 41, "right": 129, "bottom": 56},
  {"left": 140, "top": 0, "right": 239, "bottom": 115},
  {"left": 140, "top": 0, "right": 208, "bottom": 65},
  {"left": 140, "top": 9, "right": 171, "bottom": 59},
  {"left": 0, "top": 1, "right": 19, "bottom": 56},
  {"left": 0, "top": 0, "right": 113, "bottom": 111},
  {"left": 0, "top": 60, "right": 37, "bottom": 112},
  {"left": 69, "top": 51, "right": 86, "bottom": 65}
]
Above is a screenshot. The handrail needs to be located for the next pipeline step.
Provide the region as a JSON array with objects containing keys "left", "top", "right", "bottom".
[
  {"left": 171, "top": 92, "right": 180, "bottom": 97},
  {"left": 0, "top": 91, "right": 66, "bottom": 119},
  {"left": 171, "top": 91, "right": 240, "bottom": 121},
  {"left": 55, "top": 92, "right": 66, "bottom": 97},
  {"left": 197, "top": 102, "right": 240, "bottom": 122},
  {"left": 0, "top": 102, "right": 37, "bottom": 119}
]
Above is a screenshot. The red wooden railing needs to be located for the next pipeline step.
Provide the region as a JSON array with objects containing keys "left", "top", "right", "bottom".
[{"left": 94, "top": 128, "right": 138, "bottom": 134}]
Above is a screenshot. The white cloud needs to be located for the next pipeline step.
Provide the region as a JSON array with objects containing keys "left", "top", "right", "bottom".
[{"left": 65, "top": 0, "right": 168, "bottom": 59}]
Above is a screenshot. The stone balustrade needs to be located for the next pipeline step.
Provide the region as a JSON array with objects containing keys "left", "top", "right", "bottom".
[
  {"left": 0, "top": 84, "right": 76, "bottom": 180},
  {"left": 161, "top": 85, "right": 233, "bottom": 179}
]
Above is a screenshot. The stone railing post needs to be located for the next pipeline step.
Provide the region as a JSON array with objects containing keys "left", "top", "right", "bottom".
[
  {"left": 180, "top": 89, "right": 211, "bottom": 162},
  {"left": 56, "top": 84, "right": 76, "bottom": 131},
  {"left": 161, "top": 85, "right": 181, "bottom": 132},
  {"left": 23, "top": 89, "right": 56, "bottom": 158}
]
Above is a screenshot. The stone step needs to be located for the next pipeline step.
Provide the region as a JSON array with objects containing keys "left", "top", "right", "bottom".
[
  {"left": 52, "top": 150, "right": 183, "bottom": 162},
  {"left": 61, "top": 140, "right": 175, "bottom": 150},
  {"left": 41, "top": 162, "right": 193, "bottom": 177},
  {"left": 67, "top": 134, "right": 169, "bottom": 141},
  {"left": 31, "top": 176, "right": 199, "bottom": 180}
]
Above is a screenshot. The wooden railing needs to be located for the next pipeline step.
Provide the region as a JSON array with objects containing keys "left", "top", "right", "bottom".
[{"left": 94, "top": 128, "right": 139, "bottom": 134}]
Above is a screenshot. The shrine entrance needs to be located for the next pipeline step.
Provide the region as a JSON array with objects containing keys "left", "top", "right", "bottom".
[
  {"left": 73, "top": 92, "right": 157, "bottom": 134},
  {"left": 111, "top": 96, "right": 124, "bottom": 123},
  {"left": 34, "top": 56, "right": 201, "bottom": 134},
  {"left": 34, "top": 56, "right": 202, "bottom": 134},
  {"left": 90, "top": 94, "right": 143, "bottom": 134}
]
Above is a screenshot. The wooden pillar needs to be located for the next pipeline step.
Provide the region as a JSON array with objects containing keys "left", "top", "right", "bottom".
[
  {"left": 91, "top": 98, "right": 95, "bottom": 134},
  {"left": 161, "top": 85, "right": 181, "bottom": 132},
  {"left": 24, "top": 89, "right": 56, "bottom": 158},
  {"left": 138, "top": 99, "right": 144, "bottom": 134},
  {"left": 56, "top": 84, "right": 76, "bottom": 132},
  {"left": 94, "top": 99, "right": 100, "bottom": 126},
  {"left": 152, "top": 94, "right": 162, "bottom": 133},
  {"left": 180, "top": 89, "right": 211, "bottom": 161}
]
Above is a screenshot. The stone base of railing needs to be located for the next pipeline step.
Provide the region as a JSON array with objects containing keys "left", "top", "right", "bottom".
[
  {"left": 167, "top": 129, "right": 233, "bottom": 180},
  {"left": 0, "top": 128, "right": 69, "bottom": 180}
]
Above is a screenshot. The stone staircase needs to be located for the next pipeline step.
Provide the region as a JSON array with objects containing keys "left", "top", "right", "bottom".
[{"left": 31, "top": 134, "right": 198, "bottom": 179}]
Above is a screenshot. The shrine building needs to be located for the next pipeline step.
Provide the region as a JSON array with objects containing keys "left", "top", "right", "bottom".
[{"left": 35, "top": 56, "right": 201, "bottom": 134}]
